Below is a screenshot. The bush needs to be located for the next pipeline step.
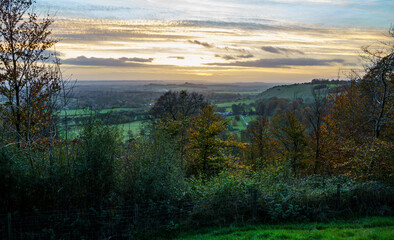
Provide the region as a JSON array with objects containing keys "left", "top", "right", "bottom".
[
  {"left": 186, "top": 171, "right": 394, "bottom": 228},
  {"left": 120, "top": 129, "right": 188, "bottom": 204},
  {"left": 74, "top": 116, "right": 122, "bottom": 209},
  {"left": 259, "top": 176, "right": 394, "bottom": 222},
  {"left": 0, "top": 137, "right": 15, "bottom": 213},
  {"left": 188, "top": 171, "right": 263, "bottom": 227}
]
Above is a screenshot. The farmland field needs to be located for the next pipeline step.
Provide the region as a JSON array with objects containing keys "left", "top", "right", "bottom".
[
  {"left": 116, "top": 121, "right": 144, "bottom": 138},
  {"left": 56, "top": 81, "right": 348, "bottom": 140},
  {"left": 57, "top": 99, "right": 259, "bottom": 140},
  {"left": 226, "top": 115, "right": 256, "bottom": 131},
  {"left": 58, "top": 108, "right": 137, "bottom": 116},
  {"left": 216, "top": 99, "right": 255, "bottom": 108}
]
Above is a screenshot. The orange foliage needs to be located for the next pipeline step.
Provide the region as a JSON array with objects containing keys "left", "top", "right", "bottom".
[
  {"left": 322, "top": 83, "right": 394, "bottom": 182},
  {"left": 185, "top": 105, "right": 246, "bottom": 177}
]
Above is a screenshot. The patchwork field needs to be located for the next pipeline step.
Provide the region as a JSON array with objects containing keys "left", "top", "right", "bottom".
[
  {"left": 57, "top": 81, "right": 348, "bottom": 141},
  {"left": 58, "top": 102, "right": 258, "bottom": 140}
]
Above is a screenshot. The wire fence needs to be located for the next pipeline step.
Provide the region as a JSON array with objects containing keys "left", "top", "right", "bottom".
[
  {"left": 0, "top": 194, "right": 260, "bottom": 240},
  {"left": 1, "top": 182, "right": 391, "bottom": 240}
]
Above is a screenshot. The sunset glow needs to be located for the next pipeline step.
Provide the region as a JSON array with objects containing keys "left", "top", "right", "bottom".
[{"left": 37, "top": 0, "right": 393, "bottom": 82}]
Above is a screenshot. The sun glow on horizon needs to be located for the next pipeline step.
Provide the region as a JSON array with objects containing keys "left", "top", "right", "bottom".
[{"left": 51, "top": 17, "right": 392, "bottom": 82}]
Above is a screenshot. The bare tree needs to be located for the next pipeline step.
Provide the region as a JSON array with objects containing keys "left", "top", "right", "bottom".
[
  {"left": 360, "top": 27, "right": 394, "bottom": 139},
  {"left": 304, "top": 86, "right": 329, "bottom": 174},
  {"left": 0, "top": 0, "right": 63, "bottom": 172}
]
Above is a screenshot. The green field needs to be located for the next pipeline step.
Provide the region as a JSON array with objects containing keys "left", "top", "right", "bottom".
[
  {"left": 58, "top": 101, "right": 257, "bottom": 140},
  {"left": 58, "top": 121, "right": 143, "bottom": 141},
  {"left": 256, "top": 83, "right": 347, "bottom": 103},
  {"left": 116, "top": 121, "right": 144, "bottom": 139},
  {"left": 256, "top": 82, "right": 348, "bottom": 103},
  {"left": 215, "top": 99, "right": 254, "bottom": 108},
  {"left": 58, "top": 107, "right": 145, "bottom": 140},
  {"left": 257, "top": 84, "right": 316, "bottom": 102},
  {"left": 59, "top": 127, "right": 79, "bottom": 139},
  {"left": 215, "top": 91, "right": 261, "bottom": 95},
  {"left": 58, "top": 108, "right": 136, "bottom": 116},
  {"left": 173, "top": 217, "right": 394, "bottom": 240},
  {"left": 227, "top": 115, "right": 256, "bottom": 132}
]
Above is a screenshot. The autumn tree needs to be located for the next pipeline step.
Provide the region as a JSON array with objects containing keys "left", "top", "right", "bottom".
[
  {"left": 272, "top": 112, "right": 310, "bottom": 176},
  {"left": 242, "top": 116, "right": 272, "bottom": 169},
  {"left": 324, "top": 80, "right": 393, "bottom": 182},
  {"left": 149, "top": 90, "right": 207, "bottom": 165},
  {"left": 150, "top": 90, "right": 207, "bottom": 122},
  {"left": 255, "top": 101, "right": 266, "bottom": 117},
  {"left": 231, "top": 103, "right": 245, "bottom": 115},
  {"left": 264, "top": 97, "right": 291, "bottom": 117},
  {"left": 349, "top": 29, "right": 393, "bottom": 180},
  {"left": 321, "top": 29, "right": 393, "bottom": 181},
  {"left": 0, "top": 0, "right": 61, "bottom": 152},
  {"left": 186, "top": 105, "right": 245, "bottom": 177}
]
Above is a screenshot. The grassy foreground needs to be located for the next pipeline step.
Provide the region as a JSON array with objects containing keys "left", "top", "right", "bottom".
[{"left": 172, "top": 217, "right": 394, "bottom": 240}]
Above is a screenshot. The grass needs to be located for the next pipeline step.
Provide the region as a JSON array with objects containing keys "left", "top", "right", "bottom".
[
  {"left": 257, "top": 83, "right": 346, "bottom": 103},
  {"left": 327, "top": 84, "right": 342, "bottom": 88},
  {"left": 58, "top": 127, "right": 80, "bottom": 139},
  {"left": 226, "top": 115, "right": 257, "bottom": 131},
  {"left": 58, "top": 121, "right": 143, "bottom": 141},
  {"left": 58, "top": 108, "right": 145, "bottom": 140},
  {"left": 215, "top": 99, "right": 254, "bottom": 108},
  {"left": 58, "top": 108, "right": 136, "bottom": 116},
  {"left": 243, "top": 115, "right": 256, "bottom": 123},
  {"left": 215, "top": 91, "right": 261, "bottom": 95},
  {"left": 172, "top": 217, "right": 394, "bottom": 240},
  {"left": 116, "top": 121, "right": 143, "bottom": 139},
  {"left": 258, "top": 84, "right": 316, "bottom": 102}
]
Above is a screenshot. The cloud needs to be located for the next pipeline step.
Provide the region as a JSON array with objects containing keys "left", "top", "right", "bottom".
[
  {"left": 221, "top": 55, "right": 236, "bottom": 60},
  {"left": 261, "top": 46, "right": 282, "bottom": 54},
  {"left": 215, "top": 54, "right": 255, "bottom": 60},
  {"left": 206, "top": 58, "right": 344, "bottom": 68},
  {"left": 188, "top": 40, "right": 215, "bottom": 48},
  {"left": 237, "top": 54, "right": 254, "bottom": 58},
  {"left": 261, "top": 46, "right": 304, "bottom": 55},
  {"left": 222, "top": 46, "right": 250, "bottom": 54},
  {"left": 53, "top": 19, "right": 195, "bottom": 45},
  {"left": 181, "top": 20, "right": 281, "bottom": 30},
  {"left": 62, "top": 56, "right": 154, "bottom": 67},
  {"left": 168, "top": 56, "right": 185, "bottom": 60},
  {"left": 55, "top": 32, "right": 192, "bottom": 43},
  {"left": 268, "top": 0, "right": 353, "bottom": 5},
  {"left": 124, "top": 57, "right": 154, "bottom": 63}
]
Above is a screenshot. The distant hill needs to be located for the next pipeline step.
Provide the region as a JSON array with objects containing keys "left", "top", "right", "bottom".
[{"left": 256, "top": 80, "right": 348, "bottom": 103}]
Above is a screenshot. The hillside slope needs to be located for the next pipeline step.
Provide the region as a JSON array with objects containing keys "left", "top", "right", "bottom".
[{"left": 257, "top": 81, "right": 347, "bottom": 103}]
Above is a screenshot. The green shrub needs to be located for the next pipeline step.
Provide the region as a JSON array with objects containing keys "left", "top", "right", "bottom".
[
  {"left": 0, "top": 137, "right": 15, "bottom": 213},
  {"left": 186, "top": 172, "right": 393, "bottom": 228},
  {"left": 120, "top": 130, "right": 188, "bottom": 204},
  {"left": 74, "top": 116, "right": 122, "bottom": 209},
  {"left": 189, "top": 171, "right": 264, "bottom": 227}
]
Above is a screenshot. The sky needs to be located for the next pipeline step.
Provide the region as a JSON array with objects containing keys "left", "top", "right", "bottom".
[{"left": 35, "top": 0, "right": 394, "bottom": 83}]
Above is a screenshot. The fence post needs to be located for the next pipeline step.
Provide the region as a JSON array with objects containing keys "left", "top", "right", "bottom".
[
  {"left": 7, "top": 213, "right": 12, "bottom": 240},
  {"left": 336, "top": 184, "right": 342, "bottom": 209},
  {"left": 251, "top": 189, "right": 258, "bottom": 221},
  {"left": 134, "top": 204, "right": 139, "bottom": 226}
]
